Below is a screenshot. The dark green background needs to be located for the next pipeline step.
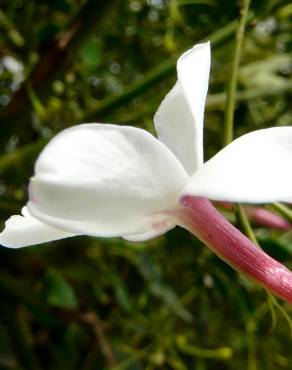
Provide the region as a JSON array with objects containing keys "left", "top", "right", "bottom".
[{"left": 0, "top": 0, "right": 292, "bottom": 369}]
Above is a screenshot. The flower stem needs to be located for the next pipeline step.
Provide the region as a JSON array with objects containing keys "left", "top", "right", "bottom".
[
  {"left": 223, "top": 0, "right": 251, "bottom": 146},
  {"left": 178, "top": 196, "right": 292, "bottom": 303},
  {"left": 236, "top": 204, "right": 259, "bottom": 245},
  {"left": 272, "top": 202, "right": 292, "bottom": 223}
]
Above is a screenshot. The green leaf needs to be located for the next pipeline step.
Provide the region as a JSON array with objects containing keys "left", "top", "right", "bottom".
[
  {"left": 43, "top": 269, "right": 78, "bottom": 309},
  {"left": 80, "top": 37, "right": 102, "bottom": 70}
]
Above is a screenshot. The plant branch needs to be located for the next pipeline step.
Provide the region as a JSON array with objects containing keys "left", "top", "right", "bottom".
[
  {"left": 223, "top": 0, "right": 252, "bottom": 146},
  {"left": 272, "top": 203, "right": 292, "bottom": 223},
  {"left": 82, "top": 312, "right": 116, "bottom": 369}
]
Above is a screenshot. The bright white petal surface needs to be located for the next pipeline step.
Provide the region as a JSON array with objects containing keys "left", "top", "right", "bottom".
[
  {"left": 28, "top": 124, "right": 188, "bottom": 237},
  {"left": 0, "top": 207, "right": 75, "bottom": 248},
  {"left": 154, "top": 42, "right": 211, "bottom": 175},
  {"left": 183, "top": 127, "right": 292, "bottom": 203}
]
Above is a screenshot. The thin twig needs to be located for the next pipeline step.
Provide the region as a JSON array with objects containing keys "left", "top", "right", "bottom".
[
  {"left": 82, "top": 312, "right": 117, "bottom": 369},
  {"left": 223, "top": 0, "right": 252, "bottom": 146},
  {"left": 272, "top": 203, "right": 292, "bottom": 223},
  {"left": 236, "top": 205, "right": 259, "bottom": 246}
]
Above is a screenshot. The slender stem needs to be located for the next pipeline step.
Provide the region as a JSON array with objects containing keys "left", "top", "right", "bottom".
[
  {"left": 0, "top": 9, "right": 25, "bottom": 47},
  {"left": 236, "top": 204, "right": 259, "bottom": 245},
  {"left": 223, "top": 0, "right": 251, "bottom": 146},
  {"left": 177, "top": 196, "right": 292, "bottom": 303},
  {"left": 268, "top": 294, "right": 292, "bottom": 336},
  {"left": 272, "top": 202, "right": 292, "bottom": 223},
  {"left": 221, "top": 1, "right": 261, "bottom": 281},
  {"left": 82, "top": 312, "right": 116, "bottom": 368},
  {"left": 176, "top": 336, "right": 232, "bottom": 359}
]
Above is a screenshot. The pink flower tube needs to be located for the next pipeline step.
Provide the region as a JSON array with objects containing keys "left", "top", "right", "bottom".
[{"left": 177, "top": 196, "right": 292, "bottom": 302}]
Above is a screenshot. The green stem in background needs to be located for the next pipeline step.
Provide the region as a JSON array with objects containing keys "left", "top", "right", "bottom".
[
  {"left": 272, "top": 202, "right": 292, "bottom": 223},
  {"left": 223, "top": 0, "right": 251, "bottom": 146},
  {"left": 0, "top": 9, "right": 25, "bottom": 48},
  {"left": 222, "top": 0, "right": 253, "bottom": 246},
  {"left": 268, "top": 294, "right": 292, "bottom": 337},
  {"left": 222, "top": 0, "right": 254, "bottom": 248},
  {"left": 176, "top": 335, "right": 232, "bottom": 360},
  {"left": 236, "top": 205, "right": 259, "bottom": 246},
  {"left": 26, "top": 82, "right": 46, "bottom": 119}
]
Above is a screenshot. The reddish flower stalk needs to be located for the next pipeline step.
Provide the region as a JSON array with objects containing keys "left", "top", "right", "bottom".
[
  {"left": 215, "top": 201, "right": 291, "bottom": 231},
  {"left": 176, "top": 196, "right": 292, "bottom": 303}
]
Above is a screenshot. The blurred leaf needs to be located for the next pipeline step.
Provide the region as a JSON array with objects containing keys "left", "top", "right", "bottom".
[
  {"left": 80, "top": 37, "right": 102, "bottom": 70},
  {"left": 108, "top": 271, "right": 134, "bottom": 313},
  {"left": 260, "top": 236, "right": 292, "bottom": 261},
  {"left": 176, "top": 0, "right": 214, "bottom": 6},
  {"left": 43, "top": 268, "right": 78, "bottom": 309}
]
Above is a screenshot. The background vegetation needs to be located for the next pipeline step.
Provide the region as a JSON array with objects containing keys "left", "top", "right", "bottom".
[{"left": 0, "top": 0, "right": 292, "bottom": 369}]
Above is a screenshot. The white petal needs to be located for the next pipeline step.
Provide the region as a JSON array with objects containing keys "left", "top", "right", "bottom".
[
  {"left": 123, "top": 223, "right": 175, "bottom": 242},
  {"left": 183, "top": 127, "right": 292, "bottom": 203},
  {"left": 154, "top": 42, "right": 211, "bottom": 175},
  {"left": 2, "top": 56, "right": 23, "bottom": 74},
  {"left": 0, "top": 207, "right": 75, "bottom": 248},
  {"left": 28, "top": 124, "right": 188, "bottom": 237}
]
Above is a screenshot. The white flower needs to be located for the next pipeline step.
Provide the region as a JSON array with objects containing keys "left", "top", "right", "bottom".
[
  {"left": 2, "top": 56, "right": 24, "bottom": 85},
  {"left": 1, "top": 42, "right": 292, "bottom": 249}
]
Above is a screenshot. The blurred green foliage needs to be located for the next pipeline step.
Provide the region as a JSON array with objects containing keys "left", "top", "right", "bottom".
[{"left": 0, "top": 0, "right": 292, "bottom": 369}]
